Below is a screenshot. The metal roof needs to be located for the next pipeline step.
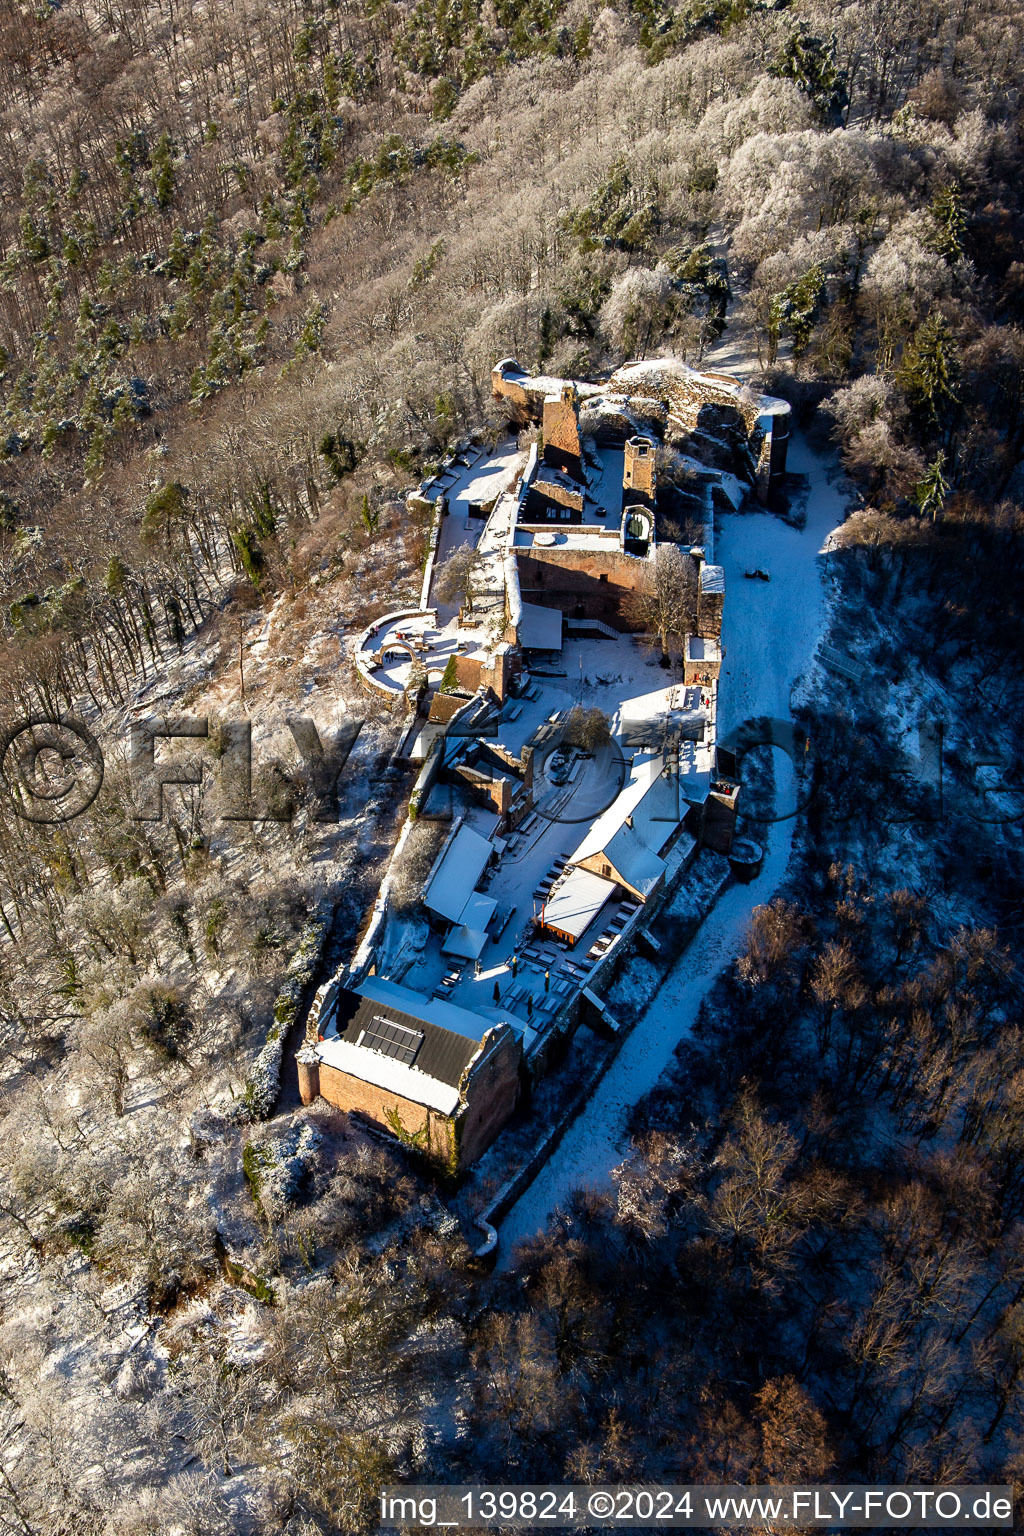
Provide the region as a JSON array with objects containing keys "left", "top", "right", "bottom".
[
  {"left": 422, "top": 823, "right": 494, "bottom": 924},
  {"left": 332, "top": 980, "right": 483, "bottom": 1090}
]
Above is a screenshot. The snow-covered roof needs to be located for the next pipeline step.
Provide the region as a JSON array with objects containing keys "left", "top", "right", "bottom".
[
  {"left": 700, "top": 564, "right": 725, "bottom": 594},
  {"left": 315, "top": 974, "right": 515, "bottom": 1114},
  {"left": 405, "top": 721, "right": 446, "bottom": 760},
  {"left": 541, "top": 868, "right": 617, "bottom": 940},
  {"left": 442, "top": 924, "right": 490, "bottom": 960},
  {"left": 356, "top": 975, "right": 489, "bottom": 1042},
  {"left": 642, "top": 760, "right": 694, "bottom": 823},
  {"left": 431, "top": 888, "right": 497, "bottom": 958},
  {"left": 317, "top": 1036, "right": 461, "bottom": 1115},
  {"left": 464, "top": 890, "right": 496, "bottom": 926},
  {"left": 514, "top": 528, "right": 622, "bottom": 550},
  {"left": 520, "top": 601, "right": 563, "bottom": 650},
  {"left": 570, "top": 752, "right": 668, "bottom": 865},
  {"left": 686, "top": 635, "right": 721, "bottom": 662},
  {"left": 423, "top": 824, "right": 493, "bottom": 924},
  {"left": 600, "top": 823, "right": 664, "bottom": 898},
  {"left": 568, "top": 750, "right": 687, "bottom": 894}
]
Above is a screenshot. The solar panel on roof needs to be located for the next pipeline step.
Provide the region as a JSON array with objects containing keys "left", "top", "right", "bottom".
[{"left": 357, "top": 1015, "right": 423, "bottom": 1065}]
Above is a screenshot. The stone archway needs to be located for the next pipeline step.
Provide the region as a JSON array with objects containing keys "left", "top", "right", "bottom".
[{"left": 374, "top": 641, "right": 418, "bottom": 669}]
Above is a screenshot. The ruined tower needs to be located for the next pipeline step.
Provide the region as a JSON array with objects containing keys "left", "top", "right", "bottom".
[
  {"left": 542, "top": 383, "right": 582, "bottom": 481},
  {"left": 623, "top": 435, "right": 656, "bottom": 508}
]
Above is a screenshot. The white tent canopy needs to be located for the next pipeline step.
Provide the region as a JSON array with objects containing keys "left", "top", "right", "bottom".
[
  {"left": 520, "top": 601, "right": 564, "bottom": 650},
  {"left": 442, "top": 925, "right": 490, "bottom": 960},
  {"left": 423, "top": 824, "right": 494, "bottom": 924},
  {"left": 541, "top": 868, "right": 617, "bottom": 942}
]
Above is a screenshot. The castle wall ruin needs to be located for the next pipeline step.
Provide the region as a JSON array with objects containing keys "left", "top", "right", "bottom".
[
  {"left": 623, "top": 435, "right": 656, "bottom": 506},
  {"left": 516, "top": 545, "right": 651, "bottom": 630},
  {"left": 492, "top": 357, "right": 790, "bottom": 504},
  {"left": 541, "top": 384, "right": 582, "bottom": 480}
]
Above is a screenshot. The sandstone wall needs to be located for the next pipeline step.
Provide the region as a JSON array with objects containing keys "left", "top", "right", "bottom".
[
  {"left": 316, "top": 1025, "right": 520, "bottom": 1172},
  {"left": 516, "top": 546, "right": 650, "bottom": 630},
  {"left": 493, "top": 358, "right": 789, "bottom": 506},
  {"left": 623, "top": 436, "right": 656, "bottom": 505},
  {"left": 457, "top": 1029, "right": 522, "bottom": 1167},
  {"left": 608, "top": 363, "right": 790, "bottom": 504},
  {"left": 542, "top": 385, "right": 582, "bottom": 479},
  {"left": 317, "top": 1060, "right": 457, "bottom": 1166}
]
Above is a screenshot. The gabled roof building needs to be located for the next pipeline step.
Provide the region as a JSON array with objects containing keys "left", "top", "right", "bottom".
[{"left": 300, "top": 975, "right": 521, "bottom": 1174}]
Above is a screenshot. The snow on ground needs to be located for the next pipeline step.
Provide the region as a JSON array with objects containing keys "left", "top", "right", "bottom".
[
  {"left": 717, "top": 432, "right": 847, "bottom": 735},
  {"left": 496, "top": 430, "right": 850, "bottom": 1260},
  {"left": 379, "top": 638, "right": 709, "bottom": 1042},
  {"left": 429, "top": 439, "right": 524, "bottom": 574}
]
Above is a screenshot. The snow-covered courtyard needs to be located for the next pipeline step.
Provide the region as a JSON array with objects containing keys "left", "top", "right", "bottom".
[{"left": 374, "top": 636, "right": 713, "bottom": 1046}]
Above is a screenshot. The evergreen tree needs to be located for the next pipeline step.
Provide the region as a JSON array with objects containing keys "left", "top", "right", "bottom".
[
  {"left": 150, "top": 133, "right": 176, "bottom": 210},
  {"left": 929, "top": 184, "right": 966, "bottom": 262},
  {"left": 771, "top": 31, "right": 849, "bottom": 126},
  {"left": 898, "top": 315, "right": 960, "bottom": 431},
  {"left": 914, "top": 454, "right": 949, "bottom": 521},
  {"left": 769, "top": 265, "right": 826, "bottom": 358}
]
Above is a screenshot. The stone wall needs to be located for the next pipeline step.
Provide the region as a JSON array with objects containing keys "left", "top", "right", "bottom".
[
  {"left": 429, "top": 692, "right": 467, "bottom": 724},
  {"left": 696, "top": 563, "right": 725, "bottom": 639},
  {"left": 524, "top": 479, "right": 585, "bottom": 516},
  {"left": 541, "top": 384, "right": 582, "bottom": 479},
  {"left": 701, "top": 781, "right": 740, "bottom": 854},
  {"left": 494, "top": 357, "right": 790, "bottom": 504},
  {"left": 485, "top": 642, "right": 517, "bottom": 700},
  {"left": 611, "top": 363, "right": 790, "bottom": 504},
  {"left": 623, "top": 436, "right": 656, "bottom": 505},
  {"left": 312, "top": 1023, "right": 520, "bottom": 1173},
  {"left": 491, "top": 359, "right": 535, "bottom": 414},
  {"left": 516, "top": 546, "right": 650, "bottom": 630},
  {"left": 683, "top": 636, "right": 721, "bottom": 684},
  {"left": 457, "top": 1028, "right": 522, "bottom": 1167},
  {"left": 454, "top": 764, "right": 513, "bottom": 816},
  {"left": 317, "top": 1060, "right": 457, "bottom": 1167},
  {"left": 448, "top": 645, "right": 515, "bottom": 702}
]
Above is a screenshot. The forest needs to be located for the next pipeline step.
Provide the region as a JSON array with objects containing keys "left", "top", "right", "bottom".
[{"left": 0, "top": 0, "right": 1023, "bottom": 1529}]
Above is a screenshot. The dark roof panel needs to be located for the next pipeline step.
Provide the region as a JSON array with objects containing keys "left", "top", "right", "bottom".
[{"left": 333, "top": 987, "right": 479, "bottom": 1089}]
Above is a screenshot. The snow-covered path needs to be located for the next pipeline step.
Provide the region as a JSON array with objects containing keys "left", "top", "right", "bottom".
[{"left": 496, "top": 432, "right": 848, "bottom": 1262}]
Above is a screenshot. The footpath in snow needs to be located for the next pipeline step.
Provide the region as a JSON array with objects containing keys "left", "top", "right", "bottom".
[{"left": 496, "top": 431, "right": 848, "bottom": 1261}]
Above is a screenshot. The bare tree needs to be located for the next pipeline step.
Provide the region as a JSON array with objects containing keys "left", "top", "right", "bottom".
[
  {"left": 563, "top": 705, "right": 612, "bottom": 752},
  {"left": 433, "top": 544, "right": 480, "bottom": 614},
  {"left": 179, "top": 1348, "right": 259, "bottom": 1479},
  {"left": 737, "top": 899, "right": 806, "bottom": 987},
  {"left": 622, "top": 545, "right": 697, "bottom": 662},
  {"left": 80, "top": 1003, "right": 138, "bottom": 1116}
]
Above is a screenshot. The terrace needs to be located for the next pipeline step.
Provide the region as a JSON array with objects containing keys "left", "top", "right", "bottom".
[{"left": 355, "top": 608, "right": 495, "bottom": 697}]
